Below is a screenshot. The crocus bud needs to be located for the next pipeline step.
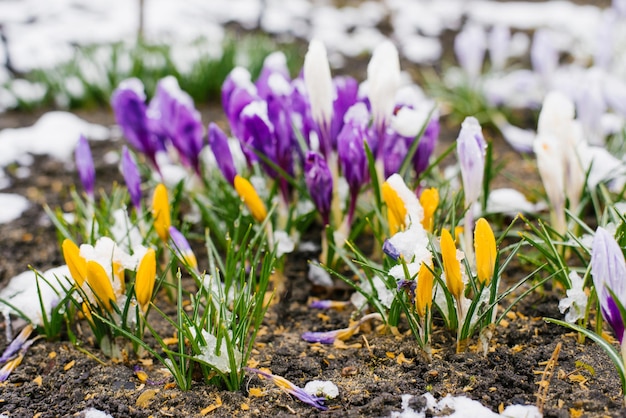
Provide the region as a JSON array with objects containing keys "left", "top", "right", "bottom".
[
  {"left": 488, "top": 25, "right": 510, "bottom": 72},
  {"left": 367, "top": 41, "right": 401, "bottom": 136},
  {"left": 75, "top": 134, "right": 95, "bottom": 199},
  {"left": 86, "top": 260, "right": 116, "bottom": 312},
  {"left": 531, "top": 29, "right": 558, "bottom": 79},
  {"left": 111, "top": 79, "right": 159, "bottom": 167},
  {"left": 454, "top": 24, "right": 487, "bottom": 80},
  {"left": 304, "top": 151, "right": 333, "bottom": 226},
  {"left": 414, "top": 117, "right": 440, "bottom": 177},
  {"left": 440, "top": 228, "right": 464, "bottom": 301},
  {"left": 591, "top": 227, "right": 626, "bottom": 343},
  {"left": 208, "top": 123, "right": 237, "bottom": 185},
  {"left": 382, "top": 239, "right": 400, "bottom": 260},
  {"left": 121, "top": 146, "right": 142, "bottom": 211},
  {"left": 62, "top": 239, "right": 87, "bottom": 287},
  {"left": 474, "top": 218, "right": 496, "bottom": 286},
  {"left": 419, "top": 188, "right": 439, "bottom": 233},
  {"left": 415, "top": 262, "right": 434, "bottom": 317},
  {"left": 135, "top": 248, "right": 156, "bottom": 312},
  {"left": 304, "top": 39, "right": 334, "bottom": 157},
  {"left": 337, "top": 103, "right": 369, "bottom": 194},
  {"left": 169, "top": 226, "right": 197, "bottom": 269},
  {"left": 151, "top": 183, "right": 171, "bottom": 242},
  {"left": 533, "top": 134, "right": 566, "bottom": 235},
  {"left": 457, "top": 117, "right": 486, "bottom": 209},
  {"left": 234, "top": 175, "right": 267, "bottom": 223}
]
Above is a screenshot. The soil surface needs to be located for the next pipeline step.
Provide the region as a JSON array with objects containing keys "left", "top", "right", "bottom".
[{"left": 0, "top": 106, "right": 624, "bottom": 418}]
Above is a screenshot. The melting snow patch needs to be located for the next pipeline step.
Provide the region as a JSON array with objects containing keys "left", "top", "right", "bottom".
[
  {"left": 391, "top": 393, "right": 542, "bottom": 418},
  {"left": 0, "top": 266, "right": 72, "bottom": 326},
  {"left": 0, "top": 194, "right": 29, "bottom": 223},
  {"left": 79, "top": 408, "right": 114, "bottom": 418},
  {"left": 0, "top": 112, "right": 109, "bottom": 167}
]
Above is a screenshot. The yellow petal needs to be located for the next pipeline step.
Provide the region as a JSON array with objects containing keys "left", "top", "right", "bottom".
[
  {"left": 440, "top": 228, "right": 463, "bottom": 300},
  {"left": 234, "top": 175, "right": 267, "bottom": 222},
  {"left": 415, "top": 263, "right": 434, "bottom": 317},
  {"left": 474, "top": 218, "right": 497, "bottom": 286},
  {"left": 62, "top": 239, "right": 87, "bottom": 287},
  {"left": 382, "top": 181, "right": 406, "bottom": 235},
  {"left": 419, "top": 188, "right": 439, "bottom": 232},
  {"left": 135, "top": 248, "right": 156, "bottom": 311},
  {"left": 152, "top": 183, "right": 171, "bottom": 242},
  {"left": 86, "top": 261, "right": 117, "bottom": 311}
]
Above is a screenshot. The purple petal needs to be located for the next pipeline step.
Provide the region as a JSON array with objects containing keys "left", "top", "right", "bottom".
[
  {"left": 121, "top": 146, "right": 142, "bottom": 210},
  {"left": 382, "top": 240, "right": 400, "bottom": 260},
  {"left": 413, "top": 117, "right": 439, "bottom": 176},
  {"left": 304, "top": 151, "right": 333, "bottom": 226},
  {"left": 337, "top": 103, "right": 369, "bottom": 194},
  {"left": 208, "top": 123, "right": 237, "bottom": 185},
  {"left": 111, "top": 80, "right": 158, "bottom": 165},
  {"left": 301, "top": 330, "right": 339, "bottom": 344},
  {"left": 75, "top": 134, "right": 95, "bottom": 198},
  {"left": 591, "top": 227, "right": 626, "bottom": 340},
  {"left": 457, "top": 117, "right": 486, "bottom": 206},
  {"left": 330, "top": 76, "right": 359, "bottom": 146}
]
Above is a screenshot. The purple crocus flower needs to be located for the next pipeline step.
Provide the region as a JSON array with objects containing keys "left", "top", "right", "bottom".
[
  {"left": 207, "top": 123, "right": 237, "bottom": 185},
  {"left": 591, "top": 227, "right": 626, "bottom": 343},
  {"left": 75, "top": 134, "right": 95, "bottom": 199},
  {"left": 309, "top": 300, "right": 351, "bottom": 310},
  {"left": 121, "top": 146, "right": 142, "bottom": 211},
  {"left": 337, "top": 103, "right": 369, "bottom": 224},
  {"left": 383, "top": 132, "right": 409, "bottom": 179},
  {"left": 304, "top": 151, "right": 333, "bottom": 226},
  {"left": 246, "top": 367, "right": 329, "bottom": 411},
  {"left": 382, "top": 239, "right": 400, "bottom": 260},
  {"left": 150, "top": 77, "right": 204, "bottom": 174},
  {"left": 255, "top": 51, "right": 291, "bottom": 101},
  {"left": 330, "top": 76, "right": 359, "bottom": 147},
  {"left": 240, "top": 101, "right": 275, "bottom": 169},
  {"left": 413, "top": 117, "right": 440, "bottom": 177},
  {"left": 0, "top": 325, "right": 33, "bottom": 363},
  {"left": 111, "top": 79, "right": 160, "bottom": 169},
  {"left": 168, "top": 226, "right": 197, "bottom": 269},
  {"left": 301, "top": 313, "right": 382, "bottom": 345},
  {"left": 457, "top": 117, "right": 486, "bottom": 208}
]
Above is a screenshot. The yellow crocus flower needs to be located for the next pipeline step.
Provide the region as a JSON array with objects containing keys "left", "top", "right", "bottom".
[
  {"left": 382, "top": 181, "right": 407, "bottom": 235},
  {"left": 474, "top": 218, "right": 497, "bottom": 286},
  {"left": 86, "top": 261, "right": 117, "bottom": 312},
  {"left": 234, "top": 175, "right": 267, "bottom": 222},
  {"left": 135, "top": 248, "right": 156, "bottom": 311},
  {"left": 440, "top": 228, "right": 464, "bottom": 300},
  {"left": 152, "top": 183, "right": 171, "bottom": 242},
  {"left": 419, "top": 188, "right": 439, "bottom": 232},
  {"left": 62, "top": 239, "right": 87, "bottom": 287},
  {"left": 415, "top": 262, "right": 434, "bottom": 317}
]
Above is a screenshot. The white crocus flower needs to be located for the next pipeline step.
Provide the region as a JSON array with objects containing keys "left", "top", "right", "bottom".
[
  {"left": 303, "top": 39, "right": 333, "bottom": 156},
  {"left": 367, "top": 40, "right": 400, "bottom": 133},
  {"left": 536, "top": 91, "right": 585, "bottom": 218},
  {"left": 533, "top": 133, "right": 566, "bottom": 235}
]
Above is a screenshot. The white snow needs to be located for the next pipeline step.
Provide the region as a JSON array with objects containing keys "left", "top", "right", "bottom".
[
  {"left": 0, "top": 112, "right": 109, "bottom": 166},
  {"left": 391, "top": 393, "right": 542, "bottom": 418},
  {"left": 0, "top": 265, "right": 72, "bottom": 325},
  {"left": 0, "top": 194, "right": 29, "bottom": 224}
]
